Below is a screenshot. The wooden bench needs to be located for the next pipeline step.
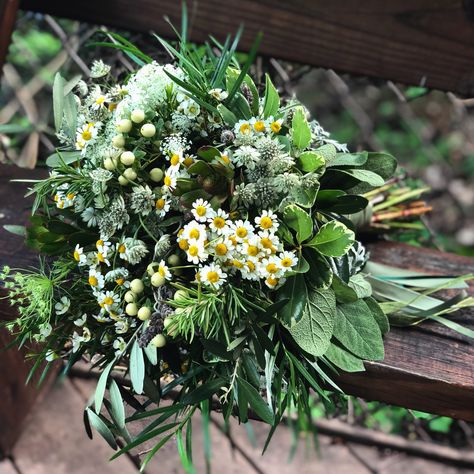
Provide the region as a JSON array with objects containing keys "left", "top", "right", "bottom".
[{"left": 1, "top": 0, "right": 474, "bottom": 456}]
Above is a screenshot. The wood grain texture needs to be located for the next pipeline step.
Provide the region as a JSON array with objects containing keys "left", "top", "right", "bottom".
[
  {"left": 0, "top": 0, "right": 20, "bottom": 70},
  {"left": 0, "top": 166, "right": 473, "bottom": 429},
  {"left": 0, "top": 164, "right": 50, "bottom": 456},
  {"left": 19, "top": 0, "right": 474, "bottom": 95}
]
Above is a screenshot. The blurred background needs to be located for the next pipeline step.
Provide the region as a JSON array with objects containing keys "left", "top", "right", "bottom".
[{"left": 0, "top": 12, "right": 473, "bottom": 474}]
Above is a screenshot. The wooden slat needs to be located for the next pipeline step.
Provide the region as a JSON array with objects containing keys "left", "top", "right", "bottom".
[
  {"left": 19, "top": 0, "right": 474, "bottom": 95},
  {"left": 0, "top": 166, "right": 473, "bottom": 424},
  {"left": 0, "top": 165, "right": 49, "bottom": 456},
  {"left": 0, "top": 0, "right": 20, "bottom": 70},
  {"left": 338, "top": 241, "right": 474, "bottom": 421}
]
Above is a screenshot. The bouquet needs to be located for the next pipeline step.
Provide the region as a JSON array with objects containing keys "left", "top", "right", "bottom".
[{"left": 2, "top": 18, "right": 473, "bottom": 471}]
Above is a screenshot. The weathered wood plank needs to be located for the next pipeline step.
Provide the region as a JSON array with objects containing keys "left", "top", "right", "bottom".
[
  {"left": 338, "top": 241, "right": 474, "bottom": 421},
  {"left": 0, "top": 165, "right": 50, "bottom": 456},
  {"left": 0, "top": 166, "right": 473, "bottom": 424},
  {"left": 0, "top": 0, "right": 20, "bottom": 71},
  {"left": 19, "top": 0, "right": 474, "bottom": 95}
]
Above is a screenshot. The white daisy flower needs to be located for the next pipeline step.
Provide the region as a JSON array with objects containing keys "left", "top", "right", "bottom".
[
  {"left": 167, "top": 150, "right": 184, "bottom": 174},
  {"left": 230, "top": 219, "right": 255, "bottom": 242},
  {"left": 88, "top": 268, "right": 105, "bottom": 290},
  {"left": 155, "top": 196, "right": 171, "bottom": 218},
  {"left": 211, "top": 237, "right": 235, "bottom": 259},
  {"left": 279, "top": 251, "right": 298, "bottom": 271},
  {"left": 185, "top": 239, "right": 208, "bottom": 264},
  {"left": 208, "top": 208, "right": 229, "bottom": 235},
  {"left": 162, "top": 172, "right": 177, "bottom": 194},
  {"left": 182, "top": 221, "right": 207, "bottom": 242},
  {"left": 192, "top": 198, "right": 214, "bottom": 223},
  {"left": 209, "top": 88, "right": 228, "bottom": 101},
  {"left": 98, "top": 291, "right": 121, "bottom": 313},
  {"left": 255, "top": 210, "right": 279, "bottom": 232},
  {"left": 200, "top": 263, "right": 227, "bottom": 289},
  {"left": 250, "top": 117, "right": 269, "bottom": 134},
  {"left": 55, "top": 296, "right": 70, "bottom": 315},
  {"left": 73, "top": 244, "right": 87, "bottom": 266},
  {"left": 115, "top": 319, "right": 129, "bottom": 334},
  {"left": 157, "top": 260, "right": 172, "bottom": 280},
  {"left": 259, "top": 256, "right": 284, "bottom": 279},
  {"left": 257, "top": 230, "right": 280, "bottom": 255}
]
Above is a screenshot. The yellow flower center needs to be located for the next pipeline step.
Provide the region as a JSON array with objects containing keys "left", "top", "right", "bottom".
[
  {"left": 115, "top": 278, "right": 125, "bottom": 285},
  {"left": 156, "top": 198, "right": 166, "bottom": 210},
  {"left": 170, "top": 154, "right": 180, "bottom": 166},
  {"left": 247, "top": 245, "right": 259, "bottom": 257},
  {"left": 164, "top": 175, "right": 172, "bottom": 187},
  {"left": 179, "top": 239, "right": 189, "bottom": 250},
  {"left": 103, "top": 296, "right": 114, "bottom": 306},
  {"left": 213, "top": 217, "right": 226, "bottom": 229},
  {"left": 88, "top": 276, "right": 98, "bottom": 287},
  {"left": 188, "top": 245, "right": 199, "bottom": 257},
  {"left": 246, "top": 260, "right": 256, "bottom": 271},
  {"left": 266, "top": 263, "right": 278, "bottom": 274},
  {"left": 260, "top": 216, "right": 273, "bottom": 229},
  {"left": 239, "top": 123, "right": 251, "bottom": 135},
  {"left": 261, "top": 237, "right": 273, "bottom": 249},
  {"left": 281, "top": 257, "right": 293, "bottom": 268},
  {"left": 73, "top": 250, "right": 80, "bottom": 261},
  {"left": 215, "top": 243, "right": 228, "bottom": 256},
  {"left": 189, "top": 229, "right": 201, "bottom": 239},
  {"left": 253, "top": 120, "right": 265, "bottom": 132},
  {"left": 97, "top": 252, "right": 105, "bottom": 263},
  {"left": 266, "top": 276, "right": 278, "bottom": 286},
  {"left": 82, "top": 130, "right": 92, "bottom": 141},
  {"left": 221, "top": 155, "right": 230, "bottom": 164},
  {"left": 96, "top": 239, "right": 104, "bottom": 248},
  {"left": 270, "top": 121, "right": 281, "bottom": 133},
  {"left": 67, "top": 192, "right": 75, "bottom": 200},
  {"left": 236, "top": 227, "right": 248, "bottom": 238},
  {"left": 233, "top": 259, "right": 244, "bottom": 269},
  {"left": 108, "top": 103, "right": 117, "bottom": 112},
  {"left": 183, "top": 156, "right": 194, "bottom": 167},
  {"left": 158, "top": 266, "right": 166, "bottom": 277},
  {"left": 207, "top": 271, "right": 219, "bottom": 283},
  {"left": 118, "top": 244, "right": 126, "bottom": 254},
  {"left": 195, "top": 205, "right": 207, "bottom": 217},
  {"left": 95, "top": 96, "right": 106, "bottom": 105}
]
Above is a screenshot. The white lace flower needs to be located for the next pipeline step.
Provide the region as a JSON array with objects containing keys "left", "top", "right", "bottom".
[{"left": 55, "top": 296, "right": 70, "bottom": 315}]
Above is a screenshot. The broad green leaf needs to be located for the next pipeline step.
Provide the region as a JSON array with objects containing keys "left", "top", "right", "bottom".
[
  {"left": 109, "top": 379, "right": 125, "bottom": 429},
  {"left": 218, "top": 103, "right": 238, "bottom": 126},
  {"left": 304, "top": 248, "right": 333, "bottom": 289},
  {"left": 243, "top": 74, "right": 260, "bottom": 115},
  {"left": 313, "top": 143, "right": 337, "bottom": 162},
  {"left": 292, "top": 107, "right": 311, "bottom": 150},
  {"left": 263, "top": 74, "right": 280, "bottom": 118},
  {"left": 364, "top": 297, "right": 389, "bottom": 335},
  {"left": 332, "top": 276, "right": 359, "bottom": 304},
  {"left": 237, "top": 377, "right": 274, "bottom": 424},
  {"left": 339, "top": 169, "right": 385, "bottom": 187},
  {"left": 325, "top": 343, "right": 365, "bottom": 372},
  {"left": 95, "top": 360, "right": 114, "bottom": 413},
  {"left": 297, "top": 151, "right": 325, "bottom": 172},
  {"left": 53, "top": 72, "right": 65, "bottom": 132},
  {"left": 365, "top": 152, "right": 397, "bottom": 180},
  {"left": 333, "top": 300, "right": 384, "bottom": 360},
  {"left": 46, "top": 151, "right": 82, "bottom": 168},
  {"left": 348, "top": 273, "right": 372, "bottom": 299},
  {"left": 283, "top": 204, "right": 313, "bottom": 243},
  {"left": 307, "top": 221, "right": 355, "bottom": 257},
  {"left": 130, "top": 340, "right": 145, "bottom": 395},
  {"left": 287, "top": 288, "right": 336, "bottom": 356},
  {"left": 197, "top": 146, "right": 221, "bottom": 162},
  {"left": 63, "top": 93, "right": 78, "bottom": 140},
  {"left": 86, "top": 408, "right": 118, "bottom": 450},
  {"left": 327, "top": 152, "right": 368, "bottom": 167},
  {"left": 278, "top": 274, "right": 308, "bottom": 324}
]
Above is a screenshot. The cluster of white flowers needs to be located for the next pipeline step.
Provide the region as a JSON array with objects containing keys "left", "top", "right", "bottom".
[{"left": 176, "top": 200, "right": 298, "bottom": 289}]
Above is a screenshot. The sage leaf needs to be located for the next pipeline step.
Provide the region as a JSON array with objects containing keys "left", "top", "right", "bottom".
[
  {"left": 307, "top": 221, "right": 355, "bottom": 257},
  {"left": 287, "top": 288, "right": 336, "bottom": 356},
  {"left": 325, "top": 343, "right": 366, "bottom": 372},
  {"left": 53, "top": 72, "right": 65, "bottom": 132},
  {"left": 333, "top": 300, "right": 384, "bottom": 360},
  {"left": 348, "top": 273, "right": 372, "bottom": 299}
]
